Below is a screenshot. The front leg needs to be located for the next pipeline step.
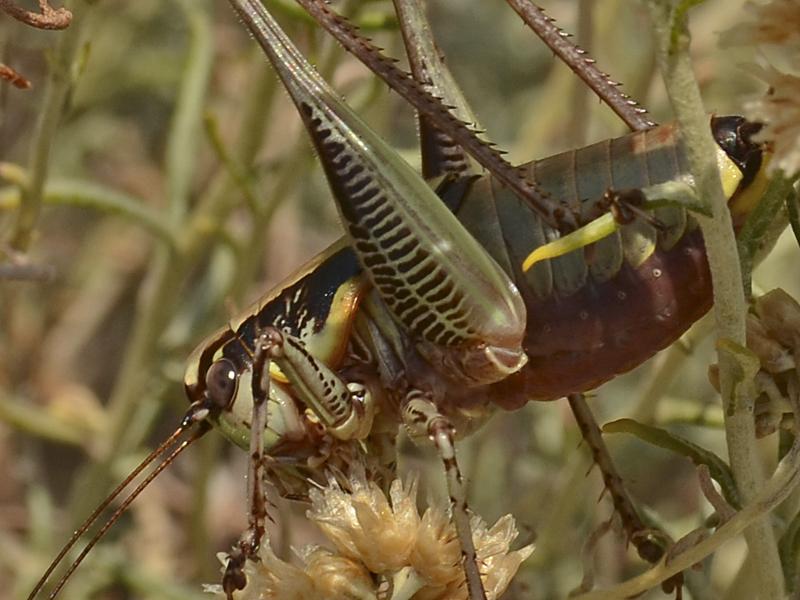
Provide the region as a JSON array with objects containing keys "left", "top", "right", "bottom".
[
  {"left": 222, "top": 324, "right": 379, "bottom": 598},
  {"left": 222, "top": 329, "right": 277, "bottom": 599},
  {"left": 403, "top": 392, "right": 487, "bottom": 600},
  {"left": 264, "top": 327, "right": 377, "bottom": 442}
]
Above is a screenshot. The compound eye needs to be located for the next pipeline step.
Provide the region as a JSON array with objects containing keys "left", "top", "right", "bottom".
[{"left": 205, "top": 359, "right": 238, "bottom": 408}]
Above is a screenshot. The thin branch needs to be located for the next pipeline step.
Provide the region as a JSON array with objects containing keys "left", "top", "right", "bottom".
[
  {"left": 9, "top": 0, "right": 85, "bottom": 251},
  {"left": 0, "top": 63, "right": 31, "bottom": 89},
  {"left": 0, "top": 0, "right": 72, "bottom": 30},
  {"left": 0, "top": 166, "right": 178, "bottom": 248},
  {"left": 646, "top": 0, "right": 785, "bottom": 596}
]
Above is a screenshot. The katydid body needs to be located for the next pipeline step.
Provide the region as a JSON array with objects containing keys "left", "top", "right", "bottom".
[
  {"left": 187, "top": 117, "right": 764, "bottom": 441},
  {"left": 28, "top": 1, "right": 770, "bottom": 598},
  {"left": 191, "top": 0, "right": 765, "bottom": 594}
]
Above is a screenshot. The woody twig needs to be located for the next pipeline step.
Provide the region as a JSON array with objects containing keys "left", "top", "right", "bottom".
[{"left": 0, "top": 0, "right": 71, "bottom": 30}]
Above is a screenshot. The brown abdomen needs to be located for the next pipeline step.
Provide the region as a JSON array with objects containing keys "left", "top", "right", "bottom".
[
  {"left": 450, "top": 123, "right": 714, "bottom": 408},
  {"left": 489, "top": 228, "right": 711, "bottom": 408}
]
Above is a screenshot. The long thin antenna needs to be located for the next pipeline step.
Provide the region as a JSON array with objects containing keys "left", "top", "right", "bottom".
[{"left": 28, "top": 407, "right": 210, "bottom": 600}]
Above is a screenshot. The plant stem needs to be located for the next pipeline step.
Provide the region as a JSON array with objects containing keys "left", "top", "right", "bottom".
[
  {"left": 9, "top": 0, "right": 84, "bottom": 251},
  {"left": 167, "top": 0, "right": 213, "bottom": 219},
  {"left": 0, "top": 174, "right": 176, "bottom": 247},
  {"left": 646, "top": 1, "right": 785, "bottom": 597}
]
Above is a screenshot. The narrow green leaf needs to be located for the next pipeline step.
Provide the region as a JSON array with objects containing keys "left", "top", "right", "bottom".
[
  {"left": 788, "top": 189, "right": 800, "bottom": 250},
  {"left": 738, "top": 173, "right": 797, "bottom": 296},
  {"left": 0, "top": 177, "right": 177, "bottom": 248},
  {"left": 603, "top": 418, "right": 740, "bottom": 508},
  {"left": 0, "top": 394, "right": 84, "bottom": 446}
]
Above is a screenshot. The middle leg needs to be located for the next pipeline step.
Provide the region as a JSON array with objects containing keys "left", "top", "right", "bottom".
[{"left": 403, "top": 391, "right": 488, "bottom": 600}]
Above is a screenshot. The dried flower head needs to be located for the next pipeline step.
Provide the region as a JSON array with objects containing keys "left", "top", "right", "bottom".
[
  {"left": 755, "top": 288, "right": 800, "bottom": 355},
  {"left": 714, "top": 289, "right": 800, "bottom": 437},
  {"left": 208, "top": 472, "right": 533, "bottom": 599},
  {"left": 205, "top": 545, "right": 376, "bottom": 600},
  {"left": 723, "top": 0, "right": 800, "bottom": 177},
  {"left": 746, "top": 313, "right": 795, "bottom": 374},
  {"left": 411, "top": 510, "right": 534, "bottom": 600},
  {"left": 474, "top": 514, "right": 535, "bottom": 599},
  {"left": 205, "top": 548, "right": 318, "bottom": 600},
  {"left": 309, "top": 470, "right": 533, "bottom": 599},
  {"left": 745, "top": 65, "right": 800, "bottom": 177},
  {"left": 301, "top": 546, "right": 378, "bottom": 600},
  {"left": 307, "top": 473, "right": 420, "bottom": 573},
  {"left": 411, "top": 505, "right": 462, "bottom": 588},
  {"left": 725, "top": 0, "right": 800, "bottom": 58}
]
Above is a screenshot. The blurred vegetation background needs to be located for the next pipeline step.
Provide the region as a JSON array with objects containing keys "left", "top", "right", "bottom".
[{"left": 1, "top": 0, "right": 798, "bottom": 598}]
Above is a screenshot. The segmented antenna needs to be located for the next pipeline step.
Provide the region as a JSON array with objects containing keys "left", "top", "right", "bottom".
[
  {"left": 505, "top": 0, "right": 656, "bottom": 132},
  {"left": 291, "top": 0, "right": 578, "bottom": 232},
  {"left": 28, "top": 412, "right": 210, "bottom": 599}
]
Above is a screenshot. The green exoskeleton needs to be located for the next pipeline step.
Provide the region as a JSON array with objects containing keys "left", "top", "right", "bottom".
[{"left": 28, "top": 0, "right": 776, "bottom": 598}]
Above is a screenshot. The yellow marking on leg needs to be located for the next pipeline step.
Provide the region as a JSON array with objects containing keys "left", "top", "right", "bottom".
[
  {"left": 521, "top": 147, "right": 747, "bottom": 273},
  {"left": 522, "top": 213, "right": 618, "bottom": 272}
]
